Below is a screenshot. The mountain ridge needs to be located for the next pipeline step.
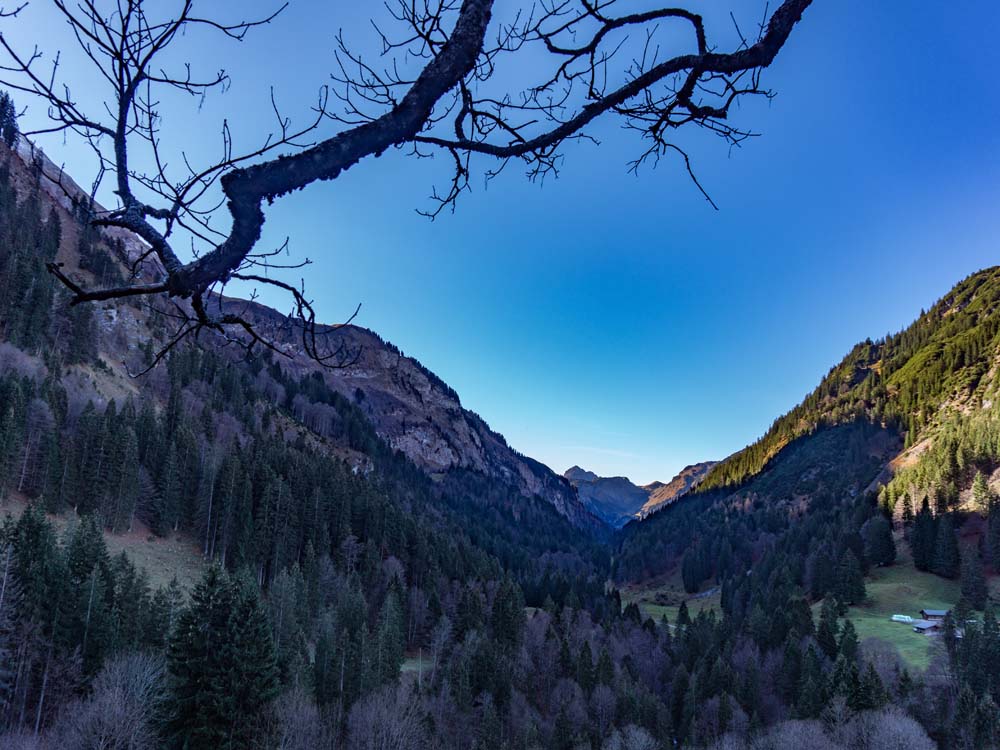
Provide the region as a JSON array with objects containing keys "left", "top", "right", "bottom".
[
  {"left": 620, "top": 264, "right": 1000, "bottom": 587},
  {"left": 564, "top": 461, "right": 716, "bottom": 527},
  {"left": 696, "top": 265, "right": 1000, "bottom": 495},
  {"left": 0, "top": 138, "right": 600, "bottom": 531}
]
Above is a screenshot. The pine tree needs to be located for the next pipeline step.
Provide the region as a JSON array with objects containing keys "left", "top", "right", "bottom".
[
  {"left": 901, "top": 493, "right": 914, "bottom": 524},
  {"left": 0, "top": 91, "right": 16, "bottom": 147},
  {"left": 834, "top": 550, "right": 866, "bottom": 608},
  {"left": 374, "top": 590, "right": 405, "bottom": 687},
  {"left": 864, "top": 515, "right": 896, "bottom": 567},
  {"left": 850, "top": 662, "right": 886, "bottom": 711},
  {"left": 165, "top": 567, "right": 278, "bottom": 750},
  {"left": 489, "top": 576, "right": 525, "bottom": 653},
  {"left": 961, "top": 551, "right": 988, "bottom": 610},
  {"left": 933, "top": 514, "right": 960, "bottom": 578},
  {"left": 838, "top": 619, "right": 859, "bottom": 663},
  {"left": 817, "top": 599, "right": 839, "bottom": 660},
  {"left": 973, "top": 470, "right": 993, "bottom": 515},
  {"left": 912, "top": 498, "right": 937, "bottom": 571}
]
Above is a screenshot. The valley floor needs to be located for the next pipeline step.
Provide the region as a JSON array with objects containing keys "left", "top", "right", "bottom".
[
  {"left": 625, "top": 532, "right": 1000, "bottom": 672},
  {"left": 826, "top": 539, "right": 959, "bottom": 670}
]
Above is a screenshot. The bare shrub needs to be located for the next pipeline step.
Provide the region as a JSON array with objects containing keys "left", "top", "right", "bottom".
[
  {"left": 836, "top": 706, "right": 936, "bottom": 750},
  {"left": 346, "top": 683, "right": 425, "bottom": 750},
  {"left": 752, "top": 720, "right": 839, "bottom": 750},
  {"left": 603, "top": 724, "right": 658, "bottom": 750},
  {"left": 52, "top": 652, "right": 165, "bottom": 750},
  {"left": 276, "top": 687, "right": 336, "bottom": 750}
]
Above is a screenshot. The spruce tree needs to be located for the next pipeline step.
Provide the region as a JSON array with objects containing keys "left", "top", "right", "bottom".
[
  {"left": 864, "top": 515, "right": 896, "bottom": 567},
  {"left": 834, "top": 550, "right": 866, "bottom": 608},
  {"left": 374, "top": 589, "right": 405, "bottom": 687},
  {"left": 816, "top": 599, "right": 839, "bottom": 660},
  {"left": 225, "top": 574, "right": 280, "bottom": 747},
  {"left": 837, "top": 619, "right": 859, "bottom": 663},
  {"left": 676, "top": 600, "right": 691, "bottom": 630},
  {"left": 942, "top": 611, "right": 958, "bottom": 656},
  {"left": 901, "top": 493, "right": 914, "bottom": 524},
  {"left": 165, "top": 567, "right": 278, "bottom": 750},
  {"left": 552, "top": 705, "right": 575, "bottom": 750},
  {"left": 912, "top": 498, "right": 937, "bottom": 571},
  {"left": 165, "top": 566, "right": 235, "bottom": 749},
  {"left": 932, "top": 514, "right": 960, "bottom": 579},
  {"left": 489, "top": 576, "right": 525, "bottom": 653},
  {"left": 850, "top": 662, "right": 886, "bottom": 711},
  {"left": 156, "top": 442, "right": 182, "bottom": 536},
  {"left": 0, "top": 91, "right": 16, "bottom": 147},
  {"left": 973, "top": 470, "right": 993, "bottom": 514},
  {"left": 961, "top": 551, "right": 988, "bottom": 610}
]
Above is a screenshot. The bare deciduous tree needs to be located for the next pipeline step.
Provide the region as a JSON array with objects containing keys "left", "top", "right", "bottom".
[
  {"left": 0, "top": 0, "right": 812, "bottom": 369},
  {"left": 275, "top": 687, "right": 336, "bottom": 750},
  {"left": 346, "top": 683, "right": 425, "bottom": 750},
  {"left": 603, "top": 724, "right": 658, "bottom": 750},
  {"left": 51, "top": 652, "right": 165, "bottom": 750}
]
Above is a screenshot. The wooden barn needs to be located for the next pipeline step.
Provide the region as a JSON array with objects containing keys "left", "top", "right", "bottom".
[{"left": 920, "top": 609, "right": 949, "bottom": 621}]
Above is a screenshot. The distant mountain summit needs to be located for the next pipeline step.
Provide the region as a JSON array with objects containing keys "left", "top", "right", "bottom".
[
  {"left": 637, "top": 461, "right": 718, "bottom": 519},
  {"left": 564, "top": 465, "right": 599, "bottom": 483},
  {"left": 564, "top": 461, "right": 715, "bottom": 528}
]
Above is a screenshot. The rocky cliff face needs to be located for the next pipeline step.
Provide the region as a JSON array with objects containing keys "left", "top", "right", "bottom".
[
  {"left": 4, "top": 139, "right": 599, "bottom": 530},
  {"left": 637, "top": 461, "right": 717, "bottom": 519}
]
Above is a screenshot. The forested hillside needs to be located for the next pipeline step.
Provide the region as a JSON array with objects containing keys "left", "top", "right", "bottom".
[
  {"left": 699, "top": 268, "right": 1000, "bottom": 491},
  {"left": 622, "top": 267, "right": 1000, "bottom": 591},
  {"left": 0, "top": 134, "right": 649, "bottom": 748},
  {"left": 609, "top": 267, "right": 1000, "bottom": 749}
]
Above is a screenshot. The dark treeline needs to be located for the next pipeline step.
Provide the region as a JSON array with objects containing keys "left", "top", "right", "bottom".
[
  {"left": 615, "top": 424, "right": 888, "bottom": 590},
  {"left": 613, "top": 423, "right": 1000, "bottom": 748}
]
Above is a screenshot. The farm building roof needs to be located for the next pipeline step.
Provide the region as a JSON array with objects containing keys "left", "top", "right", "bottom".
[{"left": 920, "top": 609, "right": 949, "bottom": 617}]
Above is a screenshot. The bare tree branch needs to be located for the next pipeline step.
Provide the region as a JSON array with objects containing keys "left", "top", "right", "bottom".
[{"left": 0, "top": 0, "right": 813, "bottom": 368}]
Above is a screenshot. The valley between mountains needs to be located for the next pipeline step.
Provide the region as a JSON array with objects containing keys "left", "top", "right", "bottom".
[{"left": 1, "top": 138, "right": 998, "bottom": 747}]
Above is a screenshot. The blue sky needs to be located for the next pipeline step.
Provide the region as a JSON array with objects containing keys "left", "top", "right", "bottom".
[{"left": 6, "top": 1, "right": 1000, "bottom": 484}]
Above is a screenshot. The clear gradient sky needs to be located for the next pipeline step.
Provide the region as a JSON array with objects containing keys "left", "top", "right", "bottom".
[{"left": 6, "top": 1, "right": 1000, "bottom": 485}]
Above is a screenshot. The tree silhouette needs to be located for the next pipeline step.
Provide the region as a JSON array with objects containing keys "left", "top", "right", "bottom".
[{"left": 0, "top": 0, "right": 813, "bottom": 368}]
